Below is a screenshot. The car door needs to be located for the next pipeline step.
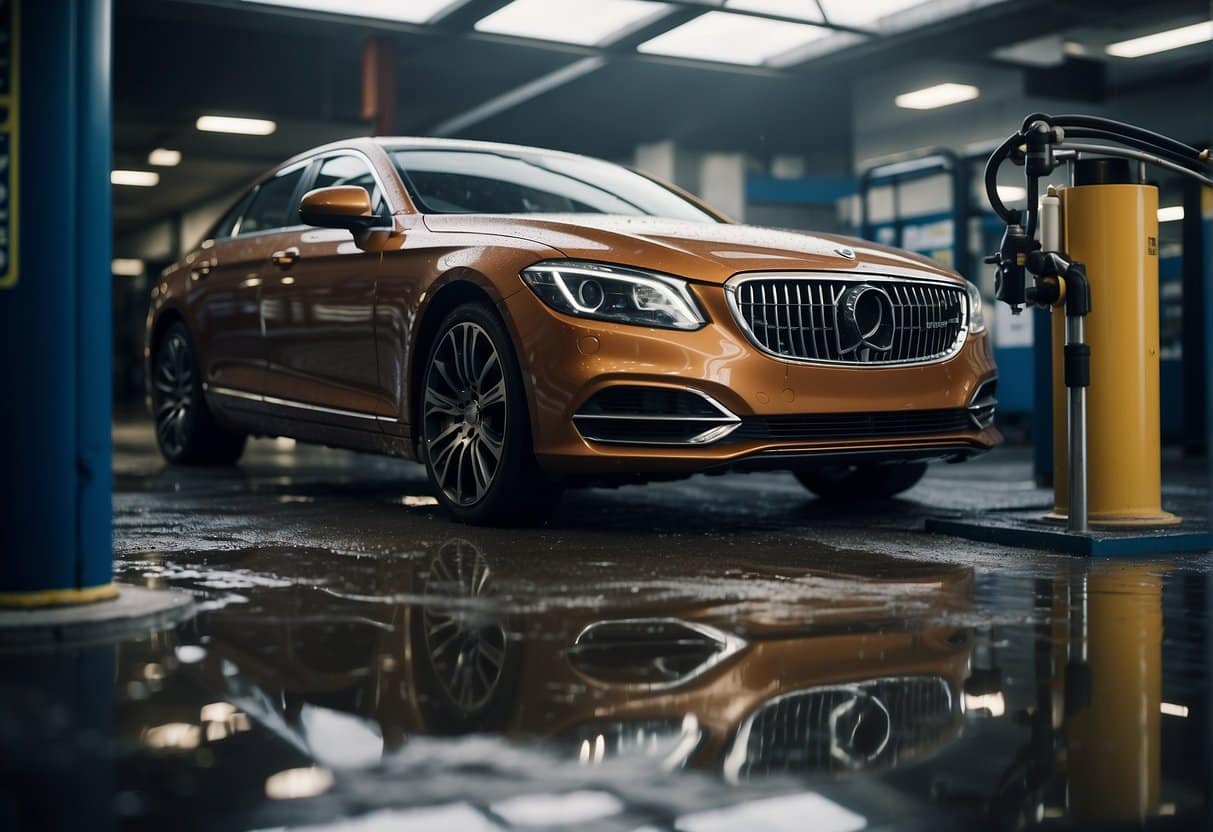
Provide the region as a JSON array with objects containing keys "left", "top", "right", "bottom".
[
  {"left": 189, "top": 187, "right": 263, "bottom": 396},
  {"left": 200, "top": 161, "right": 312, "bottom": 405},
  {"left": 259, "top": 152, "right": 391, "bottom": 420}
]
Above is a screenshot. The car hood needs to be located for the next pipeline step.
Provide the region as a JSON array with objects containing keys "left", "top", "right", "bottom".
[{"left": 422, "top": 214, "right": 963, "bottom": 285}]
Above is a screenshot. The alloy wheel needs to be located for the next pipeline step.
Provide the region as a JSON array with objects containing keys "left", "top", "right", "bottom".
[
  {"left": 421, "top": 539, "right": 509, "bottom": 714},
  {"left": 154, "top": 331, "right": 194, "bottom": 458},
  {"left": 422, "top": 322, "right": 507, "bottom": 506}
]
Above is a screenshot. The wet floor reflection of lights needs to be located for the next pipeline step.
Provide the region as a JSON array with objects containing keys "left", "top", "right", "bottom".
[
  {"left": 265, "top": 767, "right": 334, "bottom": 800},
  {"left": 141, "top": 723, "right": 201, "bottom": 752}
]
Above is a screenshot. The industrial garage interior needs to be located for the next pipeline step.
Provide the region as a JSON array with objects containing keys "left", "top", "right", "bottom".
[{"left": 2, "top": 0, "right": 1212, "bottom": 829}]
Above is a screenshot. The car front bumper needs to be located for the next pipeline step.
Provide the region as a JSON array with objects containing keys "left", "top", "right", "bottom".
[{"left": 500, "top": 282, "right": 1001, "bottom": 476}]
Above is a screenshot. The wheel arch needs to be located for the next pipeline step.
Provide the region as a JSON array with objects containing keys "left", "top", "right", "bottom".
[
  {"left": 407, "top": 274, "right": 530, "bottom": 458},
  {"left": 144, "top": 304, "right": 188, "bottom": 411}
]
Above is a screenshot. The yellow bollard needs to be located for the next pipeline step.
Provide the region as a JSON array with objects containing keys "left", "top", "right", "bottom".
[{"left": 1049, "top": 178, "right": 1179, "bottom": 526}]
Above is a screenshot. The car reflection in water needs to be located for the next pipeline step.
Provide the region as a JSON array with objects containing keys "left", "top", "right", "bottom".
[{"left": 185, "top": 537, "right": 978, "bottom": 784}]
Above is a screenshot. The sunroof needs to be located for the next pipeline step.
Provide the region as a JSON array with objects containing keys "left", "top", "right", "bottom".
[
  {"left": 637, "top": 10, "right": 829, "bottom": 66},
  {"left": 475, "top": 0, "right": 674, "bottom": 47}
]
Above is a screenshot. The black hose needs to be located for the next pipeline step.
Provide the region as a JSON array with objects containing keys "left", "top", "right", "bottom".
[
  {"left": 1061, "top": 126, "right": 1207, "bottom": 174},
  {"left": 1046, "top": 114, "right": 1208, "bottom": 164},
  {"left": 984, "top": 133, "right": 1024, "bottom": 224}
]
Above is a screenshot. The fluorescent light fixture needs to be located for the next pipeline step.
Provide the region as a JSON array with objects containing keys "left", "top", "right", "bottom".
[
  {"left": 1106, "top": 20, "right": 1212, "bottom": 58},
  {"left": 1160, "top": 702, "right": 1189, "bottom": 718},
  {"left": 148, "top": 148, "right": 181, "bottom": 167},
  {"left": 895, "top": 82, "right": 979, "bottom": 110},
  {"left": 111, "top": 258, "right": 145, "bottom": 277},
  {"left": 111, "top": 169, "right": 160, "bottom": 187},
  {"left": 819, "top": 0, "right": 927, "bottom": 29},
  {"left": 240, "top": 0, "right": 466, "bottom": 24},
  {"left": 1158, "top": 205, "right": 1185, "bottom": 223},
  {"left": 724, "top": 0, "right": 822, "bottom": 22},
  {"left": 997, "top": 185, "right": 1026, "bottom": 202},
  {"left": 638, "top": 11, "right": 828, "bottom": 66},
  {"left": 475, "top": 0, "right": 671, "bottom": 47},
  {"left": 196, "top": 115, "right": 277, "bottom": 136}
]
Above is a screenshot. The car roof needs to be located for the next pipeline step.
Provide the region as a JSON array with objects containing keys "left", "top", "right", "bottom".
[{"left": 279, "top": 136, "right": 600, "bottom": 170}]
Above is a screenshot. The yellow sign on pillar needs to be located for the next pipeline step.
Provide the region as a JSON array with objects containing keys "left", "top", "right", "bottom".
[{"left": 0, "top": 0, "right": 17, "bottom": 289}]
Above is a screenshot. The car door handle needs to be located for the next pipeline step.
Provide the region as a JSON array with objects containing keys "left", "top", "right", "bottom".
[{"left": 271, "top": 247, "right": 300, "bottom": 268}]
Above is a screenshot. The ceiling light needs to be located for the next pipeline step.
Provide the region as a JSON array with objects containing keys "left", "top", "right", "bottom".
[
  {"left": 475, "top": 0, "right": 671, "bottom": 46},
  {"left": 818, "top": 0, "right": 927, "bottom": 29},
  {"left": 638, "top": 11, "right": 828, "bottom": 66},
  {"left": 111, "top": 258, "right": 145, "bottom": 277},
  {"left": 1158, "top": 205, "right": 1184, "bottom": 223},
  {"left": 996, "top": 185, "right": 1026, "bottom": 202},
  {"left": 895, "top": 82, "right": 979, "bottom": 110},
  {"left": 111, "top": 169, "right": 160, "bottom": 187},
  {"left": 196, "top": 115, "right": 277, "bottom": 136},
  {"left": 240, "top": 0, "right": 466, "bottom": 24},
  {"left": 148, "top": 148, "right": 181, "bottom": 167},
  {"left": 1106, "top": 20, "right": 1212, "bottom": 58},
  {"left": 724, "top": 0, "right": 822, "bottom": 22}
]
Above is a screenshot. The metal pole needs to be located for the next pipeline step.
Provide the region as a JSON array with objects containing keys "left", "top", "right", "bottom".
[{"left": 1067, "top": 315, "right": 1089, "bottom": 533}]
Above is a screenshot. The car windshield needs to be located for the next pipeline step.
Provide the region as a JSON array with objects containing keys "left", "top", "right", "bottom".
[{"left": 391, "top": 148, "right": 721, "bottom": 222}]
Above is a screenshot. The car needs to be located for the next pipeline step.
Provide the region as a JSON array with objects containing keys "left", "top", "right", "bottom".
[{"left": 146, "top": 137, "right": 1001, "bottom": 523}]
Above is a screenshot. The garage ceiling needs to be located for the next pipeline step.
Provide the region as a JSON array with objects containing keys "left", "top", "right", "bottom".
[{"left": 114, "top": 0, "right": 1211, "bottom": 236}]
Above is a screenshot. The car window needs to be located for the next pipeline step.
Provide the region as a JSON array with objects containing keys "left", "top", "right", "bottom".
[
  {"left": 312, "top": 155, "right": 387, "bottom": 216},
  {"left": 237, "top": 166, "right": 307, "bottom": 235},
  {"left": 210, "top": 189, "right": 256, "bottom": 239},
  {"left": 391, "top": 149, "right": 721, "bottom": 222}
]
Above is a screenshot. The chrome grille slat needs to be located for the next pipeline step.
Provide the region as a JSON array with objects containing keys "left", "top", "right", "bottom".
[
  {"left": 726, "top": 676, "right": 958, "bottom": 780},
  {"left": 729, "top": 275, "right": 966, "bottom": 366}
]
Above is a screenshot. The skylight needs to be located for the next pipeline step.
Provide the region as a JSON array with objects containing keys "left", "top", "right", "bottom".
[
  {"left": 637, "top": 11, "right": 828, "bottom": 66},
  {"left": 724, "top": 0, "right": 823, "bottom": 23},
  {"left": 242, "top": 0, "right": 466, "bottom": 24},
  {"left": 818, "top": 0, "right": 929, "bottom": 29},
  {"left": 475, "top": 0, "right": 673, "bottom": 47}
]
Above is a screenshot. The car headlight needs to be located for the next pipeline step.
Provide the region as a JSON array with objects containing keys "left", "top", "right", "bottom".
[
  {"left": 966, "top": 282, "right": 987, "bottom": 335},
  {"left": 521, "top": 261, "right": 705, "bottom": 331}
]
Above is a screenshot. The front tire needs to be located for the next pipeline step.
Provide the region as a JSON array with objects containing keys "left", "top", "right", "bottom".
[
  {"left": 151, "top": 322, "right": 246, "bottom": 466},
  {"left": 420, "top": 302, "right": 559, "bottom": 524},
  {"left": 794, "top": 461, "right": 928, "bottom": 501}
]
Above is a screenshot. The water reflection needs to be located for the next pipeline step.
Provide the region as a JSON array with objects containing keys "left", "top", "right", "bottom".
[{"left": 3, "top": 539, "right": 1210, "bottom": 829}]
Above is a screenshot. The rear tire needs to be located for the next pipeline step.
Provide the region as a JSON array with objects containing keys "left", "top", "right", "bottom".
[
  {"left": 419, "top": 302, "right": 560, "bottom": 525},
  {"left": 151, "top": 321, "right": 246, "bottom": 466},
  {"left": 794, "top": 461, "right": 928, "bottom": 501}
]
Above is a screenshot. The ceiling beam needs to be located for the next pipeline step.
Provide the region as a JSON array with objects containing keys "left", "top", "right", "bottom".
[{"left": 430, "top": 56, "right": 607, "bottom": 136}]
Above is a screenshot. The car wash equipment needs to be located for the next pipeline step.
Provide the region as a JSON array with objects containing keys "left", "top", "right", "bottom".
[{"left": 982, "top": 113, "right": 1212, "bottom": 533}]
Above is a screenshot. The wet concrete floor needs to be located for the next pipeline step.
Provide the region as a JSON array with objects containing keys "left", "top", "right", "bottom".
[{"left": 3, "top": 419, "right": 1212, "bottom": 830}]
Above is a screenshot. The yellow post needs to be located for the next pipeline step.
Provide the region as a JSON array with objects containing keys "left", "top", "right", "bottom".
[{"left": 1050, "top": 179, "right": 1179, "bottom": 526}]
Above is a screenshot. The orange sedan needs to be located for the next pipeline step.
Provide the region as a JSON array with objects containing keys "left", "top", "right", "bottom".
[{"left": 146, "top": 138, "right": 1000, "bottom": 522}]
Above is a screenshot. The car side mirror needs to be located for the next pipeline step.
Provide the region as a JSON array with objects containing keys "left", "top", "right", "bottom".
[{"left": 299, "top": 186, "right": 381, "bottom": 231}]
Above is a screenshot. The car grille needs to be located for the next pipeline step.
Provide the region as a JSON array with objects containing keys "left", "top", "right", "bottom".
[
  {"left": 724, "top": 676, "right": 958, "bottom": 780},
  {"left": 728, "top": 276, "right": 968, "bottom": 365},
  {"left": 730, "top": 408, "right": 974, "bottom": 442}
]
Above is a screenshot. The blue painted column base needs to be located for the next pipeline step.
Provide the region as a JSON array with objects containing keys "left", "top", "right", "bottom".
[{"left": 927, "top": 513, "right": 1212, "bottom": 557}]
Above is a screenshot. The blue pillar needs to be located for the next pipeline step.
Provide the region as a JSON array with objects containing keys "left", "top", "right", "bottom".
[{"left": 0, "top": 0, "right": 114, "bottom": 604}]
